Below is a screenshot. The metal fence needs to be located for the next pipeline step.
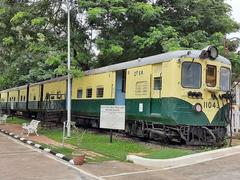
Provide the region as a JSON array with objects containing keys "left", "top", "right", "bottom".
[{"left": 228, "top": 110, "right": 240, "bottom": 135}]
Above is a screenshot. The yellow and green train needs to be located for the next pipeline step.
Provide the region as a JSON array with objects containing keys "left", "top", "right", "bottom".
[{"left": 0, "top": 46, "right": 232, "bottom": 145}]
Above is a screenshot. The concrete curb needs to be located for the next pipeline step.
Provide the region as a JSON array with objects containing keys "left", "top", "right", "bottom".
[
  {"left": 127, "top": 145, "right": 240, "bottom": 168},
  {"left": 0, "top": 128, "right": 74, "bottom": 165}
]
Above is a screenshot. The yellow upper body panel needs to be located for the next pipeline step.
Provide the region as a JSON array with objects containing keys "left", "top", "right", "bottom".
[
  {"left": 126, "top": 65, "right": 152, "bottom": 99},
  {"left": 19, "top": 87, "right": 27, "bottom": 102},
  {"left": 29, "top": 85, "right": 41, "bottom": 101},
  {"left": 0, "top": 91, "right": 8, "bottom": 102},
  {"left": 43, "top": 80, "right": 67, "bottom": 100},
  {"left": 8, "top": 90, "right": 18, "bottom": 102},
  {"left": 72, "top": 72, "right": 115, "bottom": 99}
]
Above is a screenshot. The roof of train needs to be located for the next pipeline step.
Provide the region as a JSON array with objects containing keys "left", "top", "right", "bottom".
[
  {"left": 0, "top": 50, "right": 231, "bottom": 93},
  {"left": 85, "top": 50, "right": 230, "bottom": 75}
]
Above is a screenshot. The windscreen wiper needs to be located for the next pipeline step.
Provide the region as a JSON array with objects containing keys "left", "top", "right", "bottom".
[{"left": 187, "top": 58, "right": 195, "bottom": 70}]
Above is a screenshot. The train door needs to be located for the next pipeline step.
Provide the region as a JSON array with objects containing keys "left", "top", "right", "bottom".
[
  {"left": 115, "top": 70, "right": 126, "bottom": 105},
  {"left": 150, "top": 74, "right": 162, "bottom": 114},
  {"left": 7, "top": 92, "right": 9, "bottom": 110},
  {"left": 39, "top": 84, "right": 44, "bottom": 109},
  {"left": 17, "top": 90, "right": 20, "bottom": 109}
]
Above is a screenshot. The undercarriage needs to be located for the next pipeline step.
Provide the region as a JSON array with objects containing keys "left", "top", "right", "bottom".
[{"left": 125, "top": 120, "right": 227, "bottom": 146}]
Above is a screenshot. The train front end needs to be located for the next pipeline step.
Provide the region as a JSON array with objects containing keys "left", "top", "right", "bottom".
[{"left": 162, "top": 46, "right": 232, "bottom": 145}]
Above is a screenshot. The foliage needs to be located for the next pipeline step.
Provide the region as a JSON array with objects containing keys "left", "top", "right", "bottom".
[{"left": 0, "top": 0, "right": 239, "bottom": 89}]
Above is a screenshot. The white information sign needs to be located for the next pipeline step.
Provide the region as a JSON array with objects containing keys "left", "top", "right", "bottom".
[
  {"left": 100, "top": 105, "right": 125, "bottom": 130},
  {"left": 10, "top": 101, "right": 14, "bottom": 110}
]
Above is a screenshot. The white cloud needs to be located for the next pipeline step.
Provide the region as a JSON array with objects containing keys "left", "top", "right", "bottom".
[{"left": 225, "top": 0, "right": 240, "bottom": 39}]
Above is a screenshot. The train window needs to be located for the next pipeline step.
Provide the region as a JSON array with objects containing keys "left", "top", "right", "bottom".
[
  {"left": 86, "top": 88, "right": 92, "bottom": 98},
  {"left": 20, "top": 96, "right": 23, "bottom": 101},
  {"left": 77, "top": 89, "right": 83, "bottom": 98},
  {"left": 135, "top": 81, "right": 148, "bottom": 96},
  {"left": 14, "top": 97, "right": 16, "bottom": 101},
  {"left": 96, "top": 87, "right": 104, "bottom": 98},
  {"left": 46, "top": 93, "right": 49, "bottom": 100},
  {"left": 182, "top": 62, "right": 201, "bottom": 89},
  {"left": 23, "top": 96, "right": 25, "bottom": 101},
  {"left": 206, "top": 65, "right": 216, "bottom": 87},
  {"left": 57, "top": 91, "right": 62, "bottom": 99},
  {"left": 33, "top": 96, "right": 36, "bottom": 101},
  {"left": 154, "top": 77, "right": 162, "bottom": 90},
  {"left": 220, "top": 67, "right": 230, "bottom": 91}
]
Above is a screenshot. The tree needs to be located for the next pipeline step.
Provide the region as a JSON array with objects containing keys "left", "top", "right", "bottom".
[
  {"left": 0, "top": 0, "right": 90, "bottom": 89},
  {"left": 0, "top": 0, "right": 239, "bottom": 89}
]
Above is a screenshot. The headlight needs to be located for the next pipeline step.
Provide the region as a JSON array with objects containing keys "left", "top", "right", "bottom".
[
  {"left": 194, "top": 103, "right": 202, "bottom": 112},
  {"left": 208, "top": 46, "right": 218, "bottom": 59},
  {"left": 199, "top": 45, "right": 218, "bottom": 60}
]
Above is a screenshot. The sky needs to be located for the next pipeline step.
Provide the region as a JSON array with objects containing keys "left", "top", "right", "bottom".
[{"left": 225, "top": 0, "right": 240, "bottom": 39}]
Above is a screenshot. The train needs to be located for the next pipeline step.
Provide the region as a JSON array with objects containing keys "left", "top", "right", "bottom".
[{"left": 0, "top": 46, "right": 232, "bottom": 145}]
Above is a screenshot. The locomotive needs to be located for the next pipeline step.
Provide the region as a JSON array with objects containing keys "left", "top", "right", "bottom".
[{"left": 0, "top": 46, "right": 232, "bottom": 145}]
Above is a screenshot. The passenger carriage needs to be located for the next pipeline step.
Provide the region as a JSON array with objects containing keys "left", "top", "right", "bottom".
[{"left": 0, "top": 46, "right": 232, "bottom": 145}]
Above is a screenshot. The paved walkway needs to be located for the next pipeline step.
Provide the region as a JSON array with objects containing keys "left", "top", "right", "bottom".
[
  {"left": 97, "top": 153, "right": 240, "bottom": 180},
  {"left": 2, "top": 123, "right": 240, "bottom": 180},
  {"left": 0, "top": 123, "right": 105, "bottom": 160},
  {"left": 0, "top": 133, "right": 98, "bottom": 180}
]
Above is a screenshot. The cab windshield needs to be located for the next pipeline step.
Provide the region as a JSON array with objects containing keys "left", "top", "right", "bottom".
[
  {"left": 220, "top": 67, "right": 230, "bottom": 91},
  {"left": 182, "top": 62, "right": 202, "bottom": 88}
]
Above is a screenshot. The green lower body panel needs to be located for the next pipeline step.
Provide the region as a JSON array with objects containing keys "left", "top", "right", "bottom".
[
  {"left": 5, "top": 102, "right": 18, "bottom": 110},
  {"left": 125, "top": 97, "right": 227, "bottom": 126},
  {"left": 17, "top": 102, "right": 27, "bottom": 111},
  {"left": 0, "top": 97, "right": 227, "bottom": 127},
  {"left": 70, "top": 97, "right": 227, "bottom": 126},
  {"left": 28, "top": 101, "right": 39, "bottom": 110},
  {"left": 0, "top": 102, "right": 26, "bottom": 111},
  {"left": 72, "top": 99, "right": 114, "bottom": 116},
  {"left": 0, "top": 102, "right": 7, "bottom": 110},
  {"left": 42, "top": 100, "right": 66, "bottom": 110}
]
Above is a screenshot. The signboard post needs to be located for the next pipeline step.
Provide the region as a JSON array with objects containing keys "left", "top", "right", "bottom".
[{"left": 100, "top": 105, "right": 125, "bottom": 143}]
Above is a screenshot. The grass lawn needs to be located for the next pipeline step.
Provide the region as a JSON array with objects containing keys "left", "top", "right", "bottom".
[
  {"left": 7, "top": 116, "right": 29, "bottom": 125},
  {"left": 6, "top": 116, "right": 206, "bottom": 162},
  {"left": 39, "top": 128, "right": 200, "bottom": 161}
]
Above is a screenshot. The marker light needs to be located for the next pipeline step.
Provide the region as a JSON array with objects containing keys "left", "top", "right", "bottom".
[{"left": 194, "top": 103, "right": 202, "bottom": 112}]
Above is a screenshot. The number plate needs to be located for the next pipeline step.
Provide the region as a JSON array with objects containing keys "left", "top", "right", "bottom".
[{"left": 203, "top": 101, "right": 220, "bottom": 109}]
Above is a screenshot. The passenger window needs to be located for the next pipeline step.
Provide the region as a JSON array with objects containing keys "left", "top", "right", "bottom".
[
  {"left": 86, "top": 88, "right": 92, "bottom": 98},
  {"left": 77, "top": 89, "right": 83, "bottom": 98},
  {"left": 46, "top": 93, "right": 49, "bottom": 100},
  {"left": 57, "top": 91, "right": 62, "bottom": 99},
  {"left": 206, "top": 65, "right": 217, "bottom": 87},
  {"left": 96, "top": 87, "right": 104, "bottom": 98},
  {"left": 154, "top": 77, "right": 162, "bottom": 90}
]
